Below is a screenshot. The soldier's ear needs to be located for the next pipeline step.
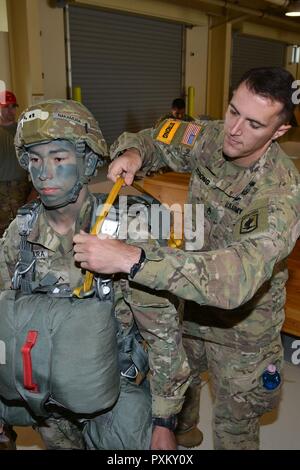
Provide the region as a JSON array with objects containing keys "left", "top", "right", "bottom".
[
  {"left": 84, "top": 150, "right": 99, "bottom": 177},
  {"left": 272, "top": 123, "right": 291, "bottom": 141}
]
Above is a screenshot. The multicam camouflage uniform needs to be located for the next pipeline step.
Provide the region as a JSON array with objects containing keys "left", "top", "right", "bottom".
[
  {"left": 110, "top": 118, "right": 300, "bottom": 449},
  {"left": 0, "top": 192, "right": 188, "bottom": 448},
  {"left": 0, "top": 101, "right": 190, "bottom": 449},
  {"left": 155, "top": 113, "right": 194, "bottom": 129},
  {"left": 0, "top": 124, "right": 32, "bottom": 236}
]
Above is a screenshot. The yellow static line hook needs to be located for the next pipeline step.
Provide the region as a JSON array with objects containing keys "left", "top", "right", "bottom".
[{"left": 73, "top": 177, "right": 124, "bottom": 298}]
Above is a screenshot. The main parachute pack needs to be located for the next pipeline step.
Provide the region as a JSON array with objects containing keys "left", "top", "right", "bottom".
[{"left": 0, "top": 192, "right": 160, "bottom": 426}]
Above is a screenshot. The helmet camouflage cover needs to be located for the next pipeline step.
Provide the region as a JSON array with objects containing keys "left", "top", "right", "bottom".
[{"left": 14, "top": 99, "right": 108, "bottom": 171}]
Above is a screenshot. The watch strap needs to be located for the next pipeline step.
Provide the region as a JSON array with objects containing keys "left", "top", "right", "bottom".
[{"left": 129, "top": 248, "right": 146, "bottom": 279}]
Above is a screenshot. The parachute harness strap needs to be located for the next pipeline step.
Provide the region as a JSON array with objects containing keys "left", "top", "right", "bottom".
[
  {"left": 73, "top": 176, "right": 124, "bottom": 298},
  {"left": 12, "top": 201, "right": 40, "bottom": 293}
]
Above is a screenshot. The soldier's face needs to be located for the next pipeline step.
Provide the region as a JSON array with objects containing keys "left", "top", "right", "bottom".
[
  {"left": 223, "top": 83, "right": 290, "bottom": 166},
  {"left": 0, "top": 104, "right": 17, "bottom": 125},
  {"left": 28, "top": 140, "right": 79, "bottom": 207},
  {"left": 172, "top": 107, "right": 185, "bottom": 119}
]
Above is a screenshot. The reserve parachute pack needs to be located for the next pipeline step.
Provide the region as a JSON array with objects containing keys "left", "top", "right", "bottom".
[{"left": 0, "top": 193, "right": 159, "bottom": 425}]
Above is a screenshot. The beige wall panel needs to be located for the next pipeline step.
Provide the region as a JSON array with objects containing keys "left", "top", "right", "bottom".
[
  {"left": 7, "top": 0, "right": 31, "bottom": 112},
  {"left": 240, "top": 22, "right": 300, "bottom": 46},
  {"left": 27, "top": 0, "right": 43, "bottom": 96},
  {"left": 75, "top": 0, "right": 207, "bottom": 25},
  {"left": 0, "top": 32, "right": 11, "bottom": 89},
  {"left": 207, "top": 22, "right": 231, "bottom": 119},
  {"left": 39, "top": 0, "right": 67, "bottom": 99},
  {"left": 185, "top": 25, "right": 208, "bottom": 117},
  {"left": 0, "top": 0, "right": 8, "bottom": 32}
]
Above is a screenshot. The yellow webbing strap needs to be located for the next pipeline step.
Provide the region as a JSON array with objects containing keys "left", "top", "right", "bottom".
[{"left": 73, "top": 177, "right": 124, "bottom": 298}]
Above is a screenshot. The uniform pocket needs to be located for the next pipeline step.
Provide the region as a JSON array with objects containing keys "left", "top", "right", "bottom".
[
  {"left": 226, "top": 344, "right": 283, "bottom": 418},
  {"left": 120, "top": 278, "right": 176, "bottom": 308}
]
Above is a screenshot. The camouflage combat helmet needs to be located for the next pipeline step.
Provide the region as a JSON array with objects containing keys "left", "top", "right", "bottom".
[{"left": 14, "top": 99, "right": 108, "bottom": 207}]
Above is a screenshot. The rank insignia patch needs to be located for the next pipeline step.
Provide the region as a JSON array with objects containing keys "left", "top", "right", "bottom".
[
  {"left": 181, "top": 123, "right": 201, "bottom": 146},
  {"left": 156, "top": 119, "right": 181, "bottom": 144},
  {"left": 240, "top": 211, "right": 258, "bottom": 234}
]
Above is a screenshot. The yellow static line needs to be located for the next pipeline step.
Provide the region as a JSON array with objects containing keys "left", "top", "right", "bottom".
[{"left": 73, "top": 177, "right": 124, "bottom": 298}]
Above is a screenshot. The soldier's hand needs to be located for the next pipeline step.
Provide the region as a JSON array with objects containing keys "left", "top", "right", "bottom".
[
  {"left": 150, "top": 426, "right": 177, "bottom": 450},
  {"left": 73, "top": 231, "right": 142, "bottom": 274},
  {"left": 108, "top": 148, "right": 142, "bottom": 185}
]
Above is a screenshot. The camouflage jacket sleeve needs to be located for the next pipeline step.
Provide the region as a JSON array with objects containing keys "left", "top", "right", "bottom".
[
  {"left": 132, "top": 190, "right": 300, "bottom": 310},
  {"left": 0, "top": 220, "right": 20, "bottom": 290},
  {"left": 110, "top": 120, "right": 207, "bottom": 174},
  {"left": 114, "top": 272, "right": 190, "bottom": 418}
]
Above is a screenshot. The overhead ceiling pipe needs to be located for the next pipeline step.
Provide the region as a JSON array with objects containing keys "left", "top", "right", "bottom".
[{"left": 199, "top": 0, "right": 300, "bottom": 28}]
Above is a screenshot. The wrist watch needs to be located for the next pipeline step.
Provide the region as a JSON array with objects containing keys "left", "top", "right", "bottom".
[
  {"left": 129, "top": 248, "right": 146, "bottom": 279},
  {"left": 152, "top": 415, "right": 178, "bottom": 431}
]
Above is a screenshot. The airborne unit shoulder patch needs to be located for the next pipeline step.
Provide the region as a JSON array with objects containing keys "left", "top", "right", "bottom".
[
  {"left": 239, "top": 211, "right": 259, "bottom": 234},
  {"left": 233, "top": 200, "right": 269, "bottom": 241},
  {"left": 155, "top": 119, "right": 181, "bottom": 144},
  {"left": 155, "top": 119, "right": 202, "bottom": 148}
]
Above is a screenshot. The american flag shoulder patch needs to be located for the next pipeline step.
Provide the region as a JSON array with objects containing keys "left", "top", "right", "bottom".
[{"left": 181, "top": 123, "right": 202, "bottom": 146}]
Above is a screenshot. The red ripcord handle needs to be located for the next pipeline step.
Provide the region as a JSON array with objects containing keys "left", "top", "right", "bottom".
[{"left": 21, "top": 330, "right": 39, "bottom": 393}]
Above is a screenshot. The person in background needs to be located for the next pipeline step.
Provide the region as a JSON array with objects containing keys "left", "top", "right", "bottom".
[
  {"left": 155, "top": 98, "right": 194, "bottom": 128},
  {"left": 0, "top": 90, "right": 32, "bottom": 236},
  {"left": 74, "top": 67, "right": 300, "bottom": 449}
]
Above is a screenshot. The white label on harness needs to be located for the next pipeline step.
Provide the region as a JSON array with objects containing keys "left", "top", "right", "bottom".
[{"left": 100, "top": 219, "right": 120, "bottom": 237}]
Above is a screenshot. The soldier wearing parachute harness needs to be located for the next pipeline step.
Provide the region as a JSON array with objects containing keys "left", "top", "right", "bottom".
[{"left": 0, "top": 99, "right": 190, "bottom": 450}]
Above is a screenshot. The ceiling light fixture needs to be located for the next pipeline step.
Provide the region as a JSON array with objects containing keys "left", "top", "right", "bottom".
[{"left": 285, "top": 0, "right": 300, "bottom": 16}]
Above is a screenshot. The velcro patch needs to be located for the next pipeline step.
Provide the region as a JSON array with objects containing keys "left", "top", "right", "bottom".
[
  {"left": 240, "top": 211, "right": 259, "bottom": 234},
  {"left": 156, "top": 119, "right": 181, "bottom": 145},
  {"left": 233, "top": 201, "right": 269, "bottom": 241},
  {"left": 181, "top": 123, "right": 202, "bottom": 147}
]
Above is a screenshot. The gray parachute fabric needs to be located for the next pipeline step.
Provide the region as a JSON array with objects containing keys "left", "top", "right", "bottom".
[
  {"left": 0, "top": 397, "right": 36, "bottom": 427},
  {"left": 0, "top": 192, "right": 165, "bottom": 428},
  {"left": 0, "top": 290, "right": 120, "bottom": 418},
  {"left": 83, "top": 377, "right": 152, "bottom": 450}
]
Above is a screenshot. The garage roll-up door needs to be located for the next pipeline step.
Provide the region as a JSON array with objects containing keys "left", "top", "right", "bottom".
[
  {"left": 231, "top": 33, "right": 286, "bottom": 92},
  {"left": 68, "top": 5, "right": 183, "bottom": 144}
]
